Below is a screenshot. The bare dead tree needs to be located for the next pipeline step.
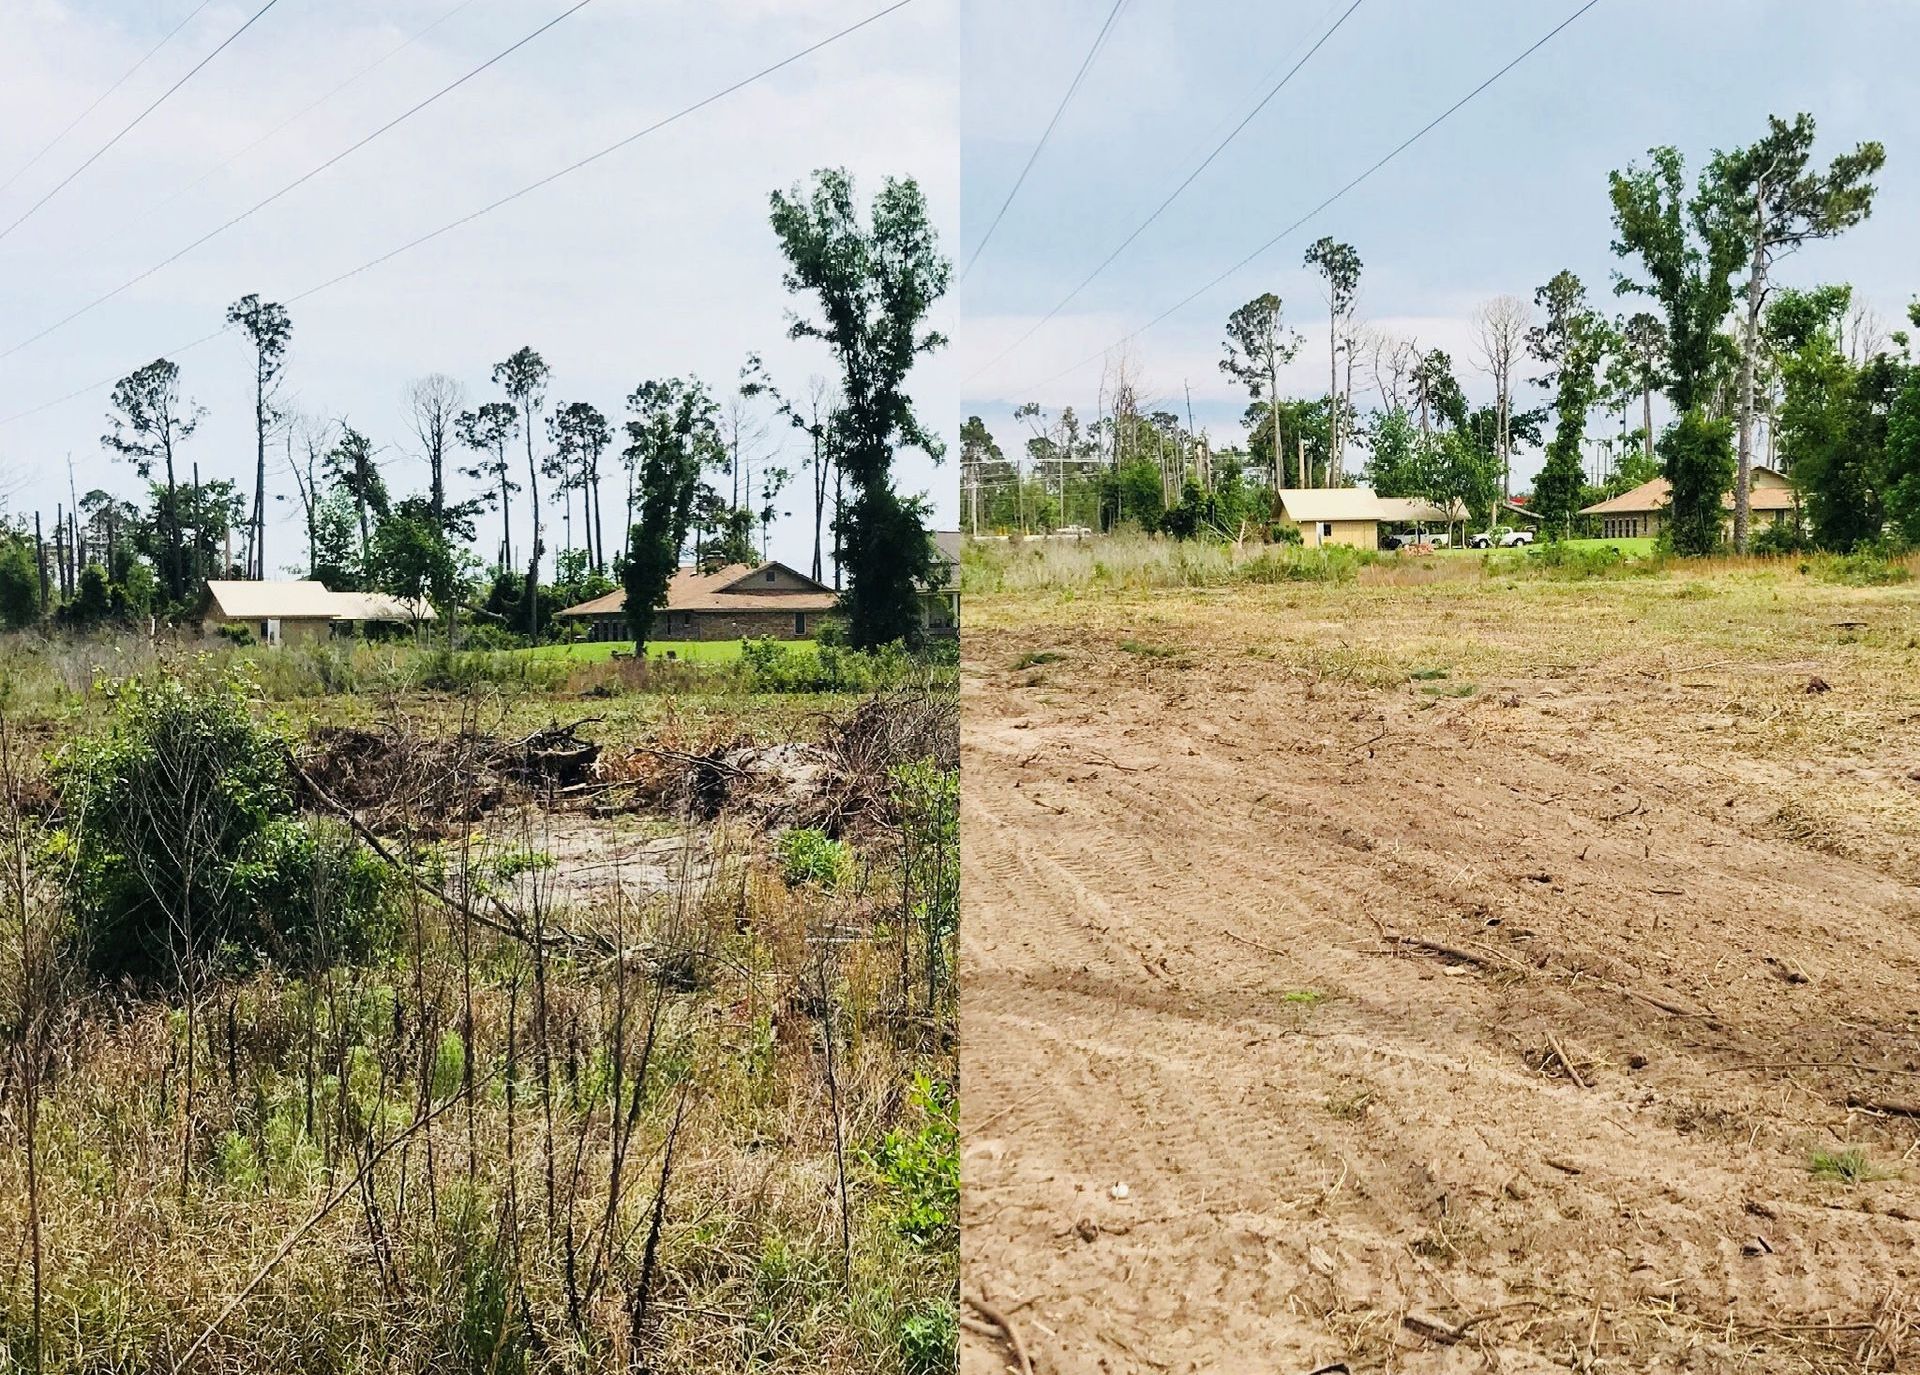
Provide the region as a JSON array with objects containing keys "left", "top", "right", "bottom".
[
  {"left": 407, "top": 374, "right": 467, "bottom": 524},
  {"left": 1470, "top": 295, "right": 1532, "bottom": 507}
]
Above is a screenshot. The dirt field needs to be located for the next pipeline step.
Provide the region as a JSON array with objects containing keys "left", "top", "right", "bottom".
[{"left": 962, "top": 559, "right": 1920, "bottom": 1374}]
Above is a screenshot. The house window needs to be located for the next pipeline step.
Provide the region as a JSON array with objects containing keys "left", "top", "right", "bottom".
[
  {"left": 794, "top": 612, "right": 806, "bottom": 636},
  {"left": 1320, "top": 522, "right": 1333, "bottom": 538},
  {"left": 764, "top": 569, "right": 776, "bottom": 582}
]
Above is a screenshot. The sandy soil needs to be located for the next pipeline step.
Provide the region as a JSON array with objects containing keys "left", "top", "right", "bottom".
[{"left": 962, "top": 581, "right": 1920, "bottom": 1374}]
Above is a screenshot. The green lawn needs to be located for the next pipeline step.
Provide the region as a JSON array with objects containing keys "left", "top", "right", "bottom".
[{"left": 511, "top": 638, "right": 814, "bottom": 663}]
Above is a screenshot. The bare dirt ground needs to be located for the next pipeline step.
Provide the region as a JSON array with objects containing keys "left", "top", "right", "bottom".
[{"left": 962, "top": 566, "right": 1920, "bottom": 1374}]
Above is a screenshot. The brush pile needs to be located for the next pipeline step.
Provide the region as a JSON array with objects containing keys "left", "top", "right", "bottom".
[
  {"left": 299, "top": 719, "right": 601, "bottom": 834},
  {"left": 297, "top": 695, "right": 954, "bottom": 838}
]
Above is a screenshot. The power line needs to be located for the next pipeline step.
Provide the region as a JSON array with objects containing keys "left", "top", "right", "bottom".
[
  {"left": 996, "top": 0, "right": 1602, "bottom": 401},
  {"left": 0, "top": 0, "right": 281, "bottom": 245},
  {"left": 964, "top": 0, "right": 1368, "bottom": 384},
  {"left": 959, "top": 0, "right": 1128, "bottom": 284},
  {"left": 0, "top": 0, "right": 601, "bottom": 363},
  {"left": 64, "top": 0, "right": 487, "bottom": 266},
  {"left": 0, "top": 0, "right": 219, "bottom": 199},
  {"left": 0, "top": 0, "right": 922, "bottom": 429},
  {"left": 283, "top": 0, "right": 921, "bottom": 306}
]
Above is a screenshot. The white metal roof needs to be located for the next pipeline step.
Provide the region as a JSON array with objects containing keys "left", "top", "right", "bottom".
[
  {"left": 206, "top": 580, "right": 343, "bottom": 619},
  {"left": 205, "top": 581, "right": 435, "bottom": 622}
]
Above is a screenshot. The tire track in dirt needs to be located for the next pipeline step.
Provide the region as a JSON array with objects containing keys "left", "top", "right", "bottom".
[{"left": 963, "top": 628, "right": 1920, "bottom": 1374}]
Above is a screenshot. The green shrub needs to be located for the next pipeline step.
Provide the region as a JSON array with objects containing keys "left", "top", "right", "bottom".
[
  {"left": 215, "top": 623, "right": 255, "bottom": 647},
  {"left": 1808, "top": 549, "right": 1910, "bottom": 586},
  {"left": 1528, "top": 541, "right": 1628, "bottom": 578},
  {"left": 741, "top": 636, "right": 941, "bottom": 694},
  {"left": 1753, "top": 519, "right": 1812, "bottom": 555},
  {"left": 54, "top": 672, "right": 392, "bottom": 985},
  {"left": 777, "top": 827, "right": 852, "bottom": 889},
  {"left": 870, "top": 1073, "right": 958, "bottom": 1248},
  {"left": 896, "top": 1299, "right": 957, "bottom": 1375}
]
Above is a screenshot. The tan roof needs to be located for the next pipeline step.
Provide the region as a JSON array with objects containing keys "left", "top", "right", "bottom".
[
  {"left": 1376, "top": 496, "right": 1468, "bottom": 523},
  {"left": 1276, "top": 487, "right": 1390, "bottom": 523},
  {"left": 1277, "top": 487, "right": 1461, "bottom": 524},
  {"left": 1579, "top": 469, "right": 1797, "bottom": 517},
  {"left": 331, "top": 591, "right": 437, "bottom": 622},
  {"left": 558, "top": 562, "right": 839, "bottom": 618},
  {"left": 205, "top": 581, "right": 435, "bottom": 622},
  {"left": 206, "top": 580, "right": 345, "bottom": 620}
]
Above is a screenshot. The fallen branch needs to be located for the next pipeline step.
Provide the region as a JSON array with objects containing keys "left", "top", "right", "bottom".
[
  {"left": 1545, "top": 1031, "right": 1589, "bottom": 1089},
  {"left": 288, "top": 748, "right": 605, "bottom": 954},
  {"left": 967, "top": 1294, "right": 1035, "bottom": 1375}
]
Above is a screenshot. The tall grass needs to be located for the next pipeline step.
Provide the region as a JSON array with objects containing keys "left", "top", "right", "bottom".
[{"left": 962, "top": 531, "right": 1920, "bottom": 595}]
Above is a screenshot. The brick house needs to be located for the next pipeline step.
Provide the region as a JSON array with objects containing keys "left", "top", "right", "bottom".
[
  {"left": 555, "top": 561, "right": 839, "bottom": 643},
  {"left": 1579, "top": 467, "right": 1798, "bottom": 540}
]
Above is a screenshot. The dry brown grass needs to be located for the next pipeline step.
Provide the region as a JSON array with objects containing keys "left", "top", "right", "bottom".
[{"left": 0, "top": 685, "right": 956, "bottom": 1374}]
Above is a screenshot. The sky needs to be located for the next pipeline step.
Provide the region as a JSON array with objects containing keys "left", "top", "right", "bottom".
[
  {"left": 0, "top": 0, "right": 958, "bottom": 580},
  {"left": 960, "top": 0, "right": 1920, "bottom": 491}
]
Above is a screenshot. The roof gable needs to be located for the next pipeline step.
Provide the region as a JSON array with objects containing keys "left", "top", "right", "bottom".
[{"left": 713, "top": 561, "right": 829, "bottom": 594}]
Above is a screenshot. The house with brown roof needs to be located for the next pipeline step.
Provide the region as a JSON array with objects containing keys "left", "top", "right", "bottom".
[
  {"left": 555, "top": 561, "right": 838, "bottom": 643},
  {"left": 1579, "top": 467, "right": 1798, "bottom": 540}
]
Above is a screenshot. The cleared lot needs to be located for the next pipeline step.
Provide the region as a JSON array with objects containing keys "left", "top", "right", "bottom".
[{"left": 963, "top": 556, "right": 1920, "bottom": 1373}]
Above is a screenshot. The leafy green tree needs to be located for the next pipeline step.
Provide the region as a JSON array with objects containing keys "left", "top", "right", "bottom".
[
  {"left": 1411, "top": 349, "right": 1468, "bottom": 437},
  {"left": 60, "top": 564, "right": 115, "bottom": 629},
  {"left": 310, "top": 489, "right": 362, "bottom": 590},
  {"left": 1364, "top": 407, "right": 1422, "bottom": 498},
  {"left": 101, "top": 357, "right": 203, "bottom": 606},
  {"left": 1617, "top": 312, "right": 1670, "bottom": 470},
  {"left": 547, "top": 400, "right": 611, "bottom": 571},
  {"left": 0, "top": 535, "right": 40, "bottom": 628},
  {"left": 493, "top": 346, "right": 550, "bottom": 637},
  {"left": 456, "top": 402, "right": 520, "bottom": 569},
  {"left": 1219, "top": 293, "right": 1303, "bottom": 483},
  {"left": 1659, "top": 410, "right": 1736, "bottom": 555},
  {"left": 1772, "top": 287, "right": 1900, "bottom": 552},
  {"left": 959, "top": 414, "right": 1002, "bottom": 536},
  {"left": 1704, "top": 113, "right": 1884, "bottom": 549},
  {"left": 1609, "top": 145, "right": 1744, "bottom": 416},
  {"left": 769, "top": 168, "right": 948, "bottom": 648},
  {"left": 225, "top": 294, "right": 292, "bottom": 578},
  {"left": 623, "top": 377, "right": 721, "bottom": 648},
  {"left": 1887, "top": 361, "right": 1920, "bottom": 548},
  {"left": 1526, "top": 270, "right": 1588, "bottom": 392},
  {"left": 369, "top": 496, "right": 463, "bottom": 630},
  {"left": 1610, "top": 146, "right": 1746, "bottom": 552},
  {"left": 1432, "top": 425, "right": 1503, "bottom": 531},
  {"left": 1528, "top": 273, "right": 1602, "bottom": 535},
  {"left": 322, "top": 425, "right": 387, "bottom": 568}
]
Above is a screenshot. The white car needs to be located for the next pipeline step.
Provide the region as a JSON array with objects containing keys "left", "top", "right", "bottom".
[{"left": 1498, "top": 529, "right": 1535, "bottom": 548}]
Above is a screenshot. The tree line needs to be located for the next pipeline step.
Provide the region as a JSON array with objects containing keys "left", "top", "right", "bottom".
[
  {"left": 962, "top": 111, "right": 1917, "bottom": 556},
  {"left": 1, "top": 168, "right": 950, "bottom": 650}
]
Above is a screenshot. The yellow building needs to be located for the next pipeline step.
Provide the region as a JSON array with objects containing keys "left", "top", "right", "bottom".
[
  {"left": 1276, "top": 488, "right": 1460, "bottom": 549},
  {"left": 202, "top": 581, "right": 434, "bottom": 646}
]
